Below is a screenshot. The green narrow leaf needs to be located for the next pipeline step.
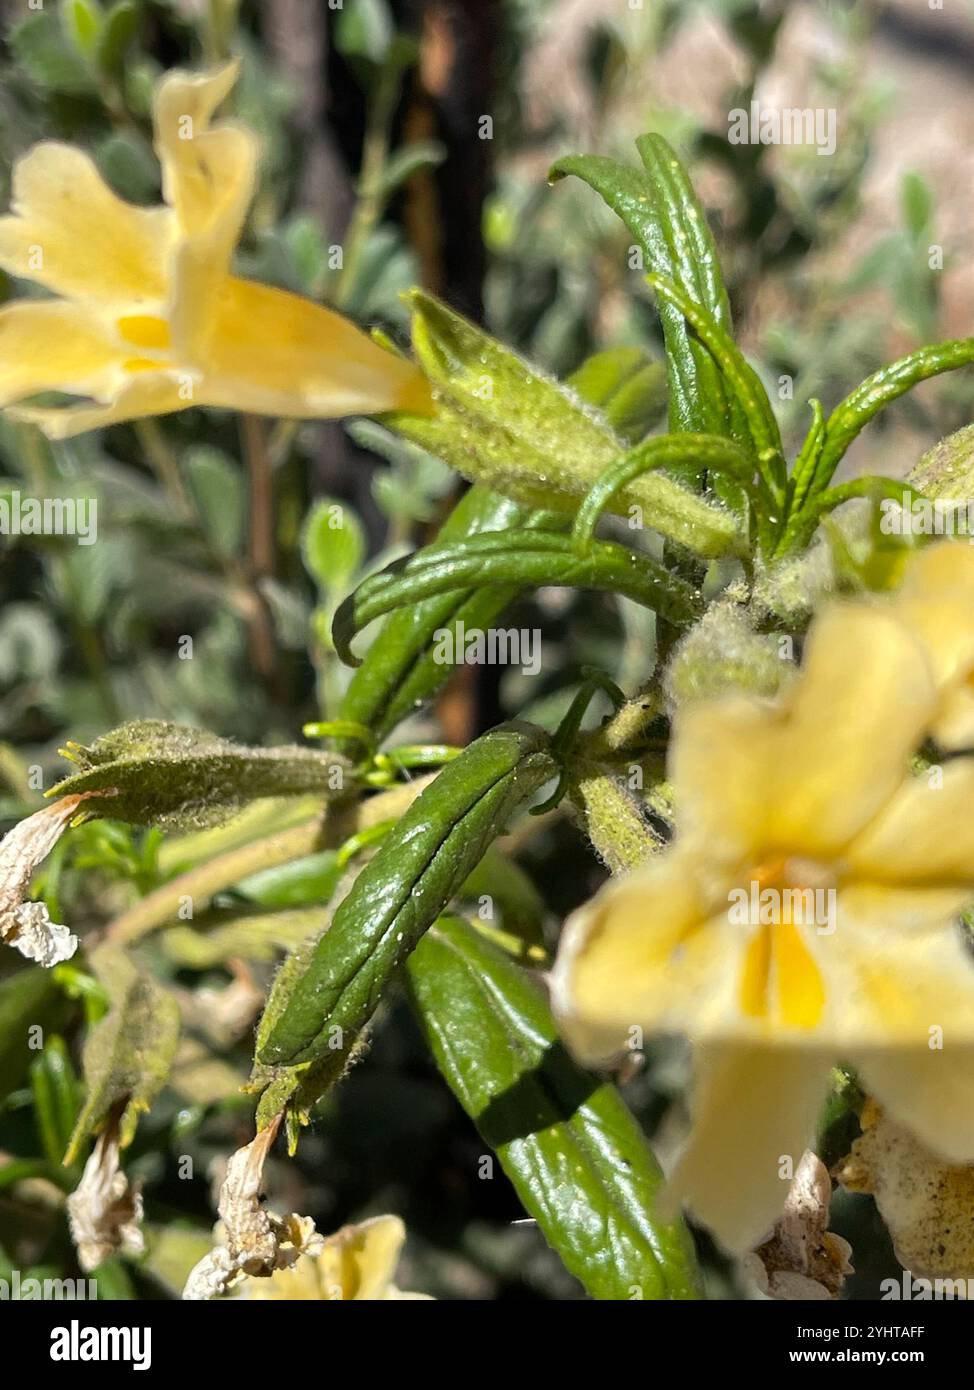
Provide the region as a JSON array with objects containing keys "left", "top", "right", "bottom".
[
  {"left": 94, "top": 0, "right": 137, "bottom": 77},
  {"left": 406, "top": 916, "right": 700, "bottom": 1300},
  {"left": 811, "top": 338, "right": 974, "bottom": 497},
  {"left": 61, "top": 0, "right": 102, "bottom": 59},
  {"left": 550, "top": 138, "right": 741, "bottom": 447},
  {"left": 646, "top": 273, "right": 784, "bottom": 495},
  {"left": 255, "top": 723, "right": 557, "bottom": 1069},
  {"left": 66, "top": 943, "right": 180, "bottom": 1161},
  {"left": 901, "top": 171, "right": 933, "bottom": 243},
  {"left": 570, "top": 433, "right": 757, "bottom": 550},
  {"left": 783, "top": 398, "right": 825, "bottom": 529},
  {"left": 50, "top": 720, "right": 353, "bottom": 829},
  {"left": 29, "top": 1035, "right": 82, "bottom": 1169},
  {"left": 333, "top": 529, "right": 702, "bottom": 666},
  {"left": 378, "top": 140, "right": 446, "bottom": 197},
  {"left": 184, "top": 446, "right": 244, "bottom": 557},
  {"left": 340, "top": 486, "right": 552, "bottom": 744}
]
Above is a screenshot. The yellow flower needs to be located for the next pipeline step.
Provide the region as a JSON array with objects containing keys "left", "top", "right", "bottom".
[
  {"left": 0, "top": 61, "right": 430, "bottom": 438},
  {"left": 239, "top": 1215, "right": 431, "bottom": 1300},
  {"left": 551, "top": 542, "right": 974, "bottom": 1252},
  {"left": 888, "top": 540, "right": 974, "bottom": 750}
]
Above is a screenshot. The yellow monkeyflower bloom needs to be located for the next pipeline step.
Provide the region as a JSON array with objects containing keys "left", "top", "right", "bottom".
[
  {"left": 551, "top": 542, "right": 974, "bottom": 1253},
  {"left": 0, "top": 61, "right": 430, "bottom": 438},
  {"left": 239, "top": 1215, "right": 431, "bottom": 1301},
  {"left": 888, "top": 540, "right": 974, "bottom": 750}
]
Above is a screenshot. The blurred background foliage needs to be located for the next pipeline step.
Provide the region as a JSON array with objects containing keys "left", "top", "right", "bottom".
[{"left": 0, "top": 0, "right": 971, "bottom": 1298}]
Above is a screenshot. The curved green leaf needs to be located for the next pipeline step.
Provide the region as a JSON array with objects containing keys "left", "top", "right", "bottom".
[
  {"left": 340, "top": 486, "right": 552, "bottom": 743},
  {"left": 333, "top": 530, "right": 702, "bottom": 666},
  {"left": 256, "top": 723, "right": 557, "bottom": 1069},
  {"left": 812, "top": 338, "right": 974, "bottom": 496},
  {"left": 406, "top": 915, "right": 700, "bottom": 1300},
  {"left": 551, "top": 136, "right": 742, "bottom": 449}
]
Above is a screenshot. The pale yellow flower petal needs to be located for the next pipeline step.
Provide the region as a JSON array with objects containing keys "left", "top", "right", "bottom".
[
  {"left": 812, "top": 885, "right": 974, "bottom": 1048},
  {"left": 670, "top": 1044, "right": 831, "bottom": 1253},
  {"left": 893, "top": 540, "right": 974, "bottom": 686},
  {"left": 198, "top": 276, "right": 433, "bottom": 418},
  {"left": 891, "top": 542, "right": 974, "bottom": 750},
  {"left": 846, "top": 760, "right": 974, "bottom": 886},
  {"left": 0, "top": 300, "right": 125, "bottom": 406},
  {"left": 930, "top": 687, "right": 974, "bottom": 753},
  {"left": 152, "top": 59, "right": 255, "bottom": 252},
  {"left": 674, "top": 605, "right": 936, "bottom": 863},
  {"left": 551, "top": 850, "right": 737, "bottom": 1062},
  {"left": 10, "top": 373, "right": 187, "bottom": 439},
  {"left": 238, "top": 1253, "right": 326, "bottom": 1300},
  {"left": 0, "top": 143, "right": 171, "bottom": 308},
  {"left": 321, "top": 1215, "right": 408, "bottom": 1300},
  {"left": 668, "top": 696, "right": 775, "bottom": 868},
  {"left": 855, "top": 1047, "right": 974, "bottom": 1166},
  {"left": 240, "top": 1215, "right": 429, "bottom": 1300}
]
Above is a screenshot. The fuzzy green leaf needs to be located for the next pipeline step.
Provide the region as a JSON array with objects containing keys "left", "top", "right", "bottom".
[
  {"left": 392, "top": 291, "right": 740, "bottom": 558},
  {"left": 66, "top": 944, "right": 180, "bottom": 1161},
  {"left": 566, "top": 347, "right": 667, "bottom": 446},
  {"left": 49, "top": 721, "right": 353, "bottom": 830}
]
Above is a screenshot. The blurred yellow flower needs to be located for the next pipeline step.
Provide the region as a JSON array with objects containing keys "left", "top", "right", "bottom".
[
  {"left": 552, "top": 542, "right": 974, "bottom": 1252},
  {"left": 239, "top": 1215, "right": 431, "bottom": 1301},
  {"left": 888, "top": 540, "right": 974, "bottom": 750},
  {"left": 0, "top": 61, "right": 430, "bottom": 438}
]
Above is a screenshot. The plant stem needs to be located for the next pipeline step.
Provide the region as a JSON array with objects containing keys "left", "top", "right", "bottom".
[
  {"left": 105, "top": 775, "right": 435, "bottom": 945},
  {"left": 135, "top": 420, "right": 194, "bottom": 522}
]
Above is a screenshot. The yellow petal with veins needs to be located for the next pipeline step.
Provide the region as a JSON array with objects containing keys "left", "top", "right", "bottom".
[
  {"left": 198, "top": 276, "right": 433, "bottom": 418},
  {"left": 670, "top": 1044, "right": 831, "bottom": 1253},
  {"left": 0, "top": 144, "right": 172, "bottom": 308},
  {"left": 0, "top": 300, "right": 124, "bottom": 406},
  {"left": 151, "top": 60, "right": 258, "bottom": 359}
]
